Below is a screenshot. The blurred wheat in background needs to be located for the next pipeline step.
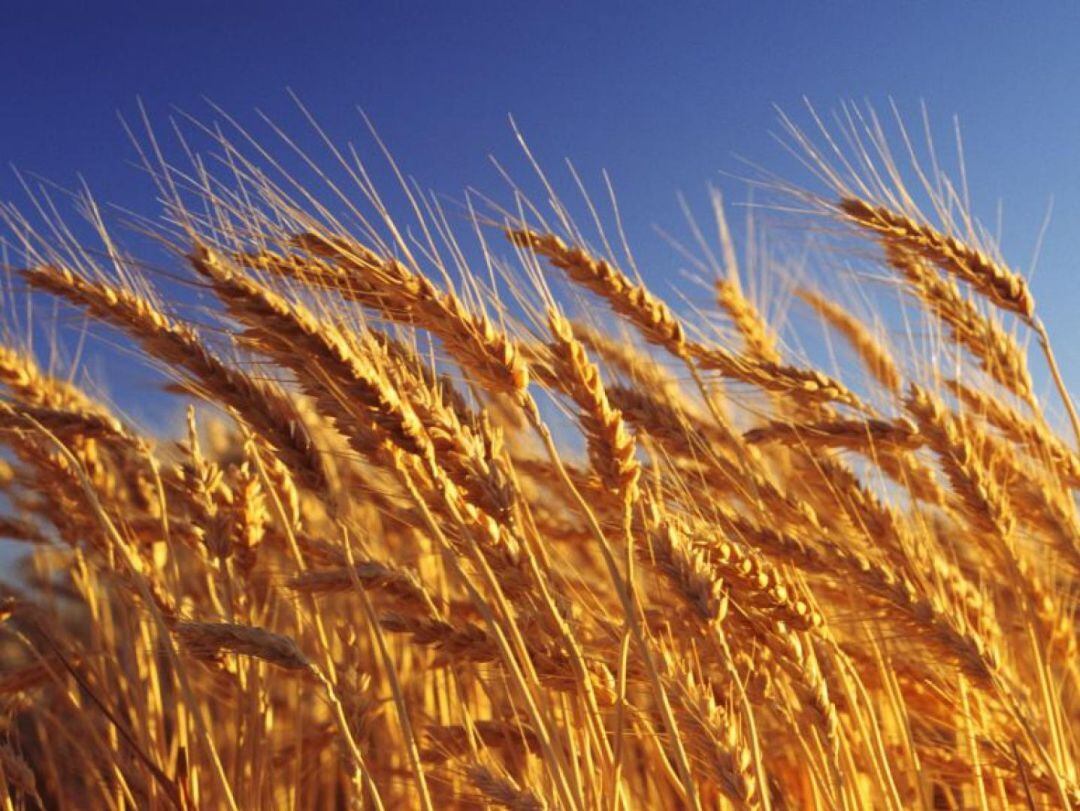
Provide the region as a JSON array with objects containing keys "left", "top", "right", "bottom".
[{"left": 0, "top": 105, "right": 1077, "bottom": 810}]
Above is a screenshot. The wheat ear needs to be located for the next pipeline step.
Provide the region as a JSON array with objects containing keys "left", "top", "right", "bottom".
[
  {"left": 795, "top": 288, "right": 902, "bottom": 394},
  {"left": 21, "top": 264, "right": 329, "bottom": 491},
  {"left": 838, "top": 197, "right": 1034, "bottom": 320}
]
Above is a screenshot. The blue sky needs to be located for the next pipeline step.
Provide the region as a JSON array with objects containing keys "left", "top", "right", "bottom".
[{"left": 3, "top": 2, "right": 1079, "bottom": 402}]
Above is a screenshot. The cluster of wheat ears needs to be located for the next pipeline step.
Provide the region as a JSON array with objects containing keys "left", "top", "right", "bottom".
[{"left": 0, "top": 108, "right": 1077, "bottom": 810}]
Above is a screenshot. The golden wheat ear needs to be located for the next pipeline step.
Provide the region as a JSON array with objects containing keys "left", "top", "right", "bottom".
[
  {"left": 839, "top": 198, "right": 1080, "bottom": 445},
  {"left": 838, "top": 197, "right": 1035, "bottom": 320}
]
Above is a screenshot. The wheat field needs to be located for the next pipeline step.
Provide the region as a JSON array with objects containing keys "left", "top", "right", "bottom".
[{"left": 0, "top": 108, "right": 1077, "bottom": 810}]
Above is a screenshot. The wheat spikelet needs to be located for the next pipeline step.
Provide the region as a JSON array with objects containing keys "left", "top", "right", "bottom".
[
  {"left": 379, "top": 612, "right": 500, "bottom": 664},
  {"left": 465, "top": 764, "right": 547, "bottom": 811},
  {"left": 692, "top": 342, "right": 865, "bottom": 410},
  {"left": 545, "top": 310, "right": 640, "bottom": 502},
  {"left": 715, "top": 278, "right": 781, "bottom": 364},
  {"left": 292, "top": 232, "right": 533, "bottom": 404},
  {"left": 369, "top": 329, "right": 477, "bottom": 425},
  {"left": 839, "top": 197, "right": 1035, "bottom": 321},
  {"left": 641, "top": 510, "right": 728, "bottom": 624},
  {"left": 570, "top": 320, "right": 685, "bottom": 398},
  {"left": 725, "top": 512, "right": 1000, "bottom": 685},
  {"left": 174, "top": 620, "right": 311, "bottom": 670},
  {"left": 287, "top": 561, "right": 439, "bottom": 616},
  {"left": 883, "top": 246, "right": 1035, "bottom": 403},
  {"left": 606, "top": 383, "right": 742, "bottom": 460},
  {"left": 391, "top": 358, "right": 517, "bottom": 523},
  {"left": 904, "top": 385, "right": 1015, "bottom": 540},
  {"left": 796, "top": 288, "right": 902, "bottom": 393},
  {"left": 0, "top": 403, "right": 138, "bottom": 452},
  {"left": 191, "top": 246, "right": 433, "bottom": 461},
  {"left": 510, "top": 229, "right": 688, "bottom": 356},
  {"left": 744, "top": 417, "right": 921, "bottom": 453},
  {"left": 873, "top": 448, "right": 951, "bottom": 505},
  {"left": 0, "top": 346, "right": 108, "bottom": 416},
  {"left": 668, "top": 665, "right": 761, "bottom": 808},
  {"left": 21, "top": 264, "right": 329, "bottom": 491},
  {"left": 661, "top": 512, "right": 820, "bottom": 633},
  {"left": 946, "top": 377, "right": 1080, "bottom": 488}
]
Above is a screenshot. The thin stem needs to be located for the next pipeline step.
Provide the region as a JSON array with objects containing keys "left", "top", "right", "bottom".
[
  {"left": 530, "top": 414, "right": 703, "bottom": 811},
  {"left": 1033, "top": 317, "right": 1080, "bottom": 451},
  {"left": 342, "top": 527, "right": 433, "bottom": 811}
]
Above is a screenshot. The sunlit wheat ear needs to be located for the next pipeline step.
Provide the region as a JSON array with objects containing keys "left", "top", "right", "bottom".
[
  {"left": 946, "top": 377, "right": 1080, "bottom": 487},
  {"left": 509, "top": 228, "right": 689, "bottom": 356},
  {"left": 715, "top": 276, "right": 781, "bottom": 364},
  {"left": 795, "top": 289, "right": 902, "bottom": 394},
  {"left": 570, "top": 320, "right": 685, "bottom": 398},
  {"left": 0, "top": 403, "right": 141, "bottom": 452},
  {"left": 189, "top": 246, "right": 432, "bottom": 463},
  {"left": 20, "top": 263, "right": 329, "bottom": 491},
  {"left": 367, "top": 329, "right": 476, "bottom": 423},
  {"left": 691, "top": 343, "right": 864, "bottom": 410},
  {"left": 654, "top": 509, "right": 819, "bottom": 632},
  {"left": 386, "top": 355, "right": 518, "bottom": 524},
  {"left": 641, "top": 511, "right": 729, "bottom": 625},
  {"left": 668, "top": 667, "right": 761, "bottom": 808},
  {"left": 607, "top": 382, "right": 739, "bottom": 455},
  {"left": 905, "top": 385, "right": 1068, "bottom": 644},
  {"left": 287, "top": 560, "right": 441, "bottom": 617},
  {"left": 837, "top": 195, "right": 1079, "bottom": 443},
  {"left": 724, "top": 511, "right": 1002, "bottom": 686},
  {"left": 379, "top": 611, "right": 609, "bottom": 701},
  {"left": 290, "top": 232, "right": 535, "bottom": 407},
  {"left": 838, "top": 197, "right": 1035, "bottom": 321},
  {"left": 514, "top": 227, "right": 865, "bottom": 411},
  {"left": 882, "top": 245, "right": 1036, "bottom": 404},
  {"left": 545, "top": 309, "right": 640, "bottom": 504},
  {"left": 0, "top": 345, "right": 113, "bottom": 416},
  {"left": 206, "top": 263, "right": 544, "bottom": 591},
  {"left": 904, "top": 384, "right": 1016, "bottom": 541}
]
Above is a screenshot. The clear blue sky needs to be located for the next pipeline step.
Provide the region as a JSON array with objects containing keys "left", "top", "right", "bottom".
[{"left": 3, "top": 1, "right": 1079, "bottom": 396}]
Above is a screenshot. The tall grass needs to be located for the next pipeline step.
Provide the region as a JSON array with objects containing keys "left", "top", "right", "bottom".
[{"left": 0, "top": 105, "right": 1077, "bottom": 809}]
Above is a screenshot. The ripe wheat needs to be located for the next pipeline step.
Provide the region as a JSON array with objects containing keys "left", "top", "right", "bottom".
[{"left": 0, "top": 107, "right": 1077, "bottom": 811}]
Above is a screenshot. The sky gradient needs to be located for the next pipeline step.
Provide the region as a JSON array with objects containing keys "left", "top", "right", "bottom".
[{"left": 3, "top": 2, "right": 1079, "bottom": 401}]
